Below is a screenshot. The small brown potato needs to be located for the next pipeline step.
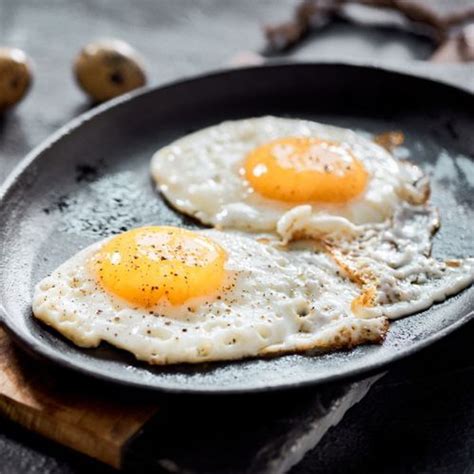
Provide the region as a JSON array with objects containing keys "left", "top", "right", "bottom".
[
  {"left": 74, "top": 39, "right": 147, "bottom": 102},
  {"left": 0, "top": 47, "right": 32, "bottom": 112}
]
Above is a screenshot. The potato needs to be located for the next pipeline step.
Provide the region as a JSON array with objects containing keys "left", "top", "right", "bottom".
[
  {"left": 0, "top": 47, "right": 32, "bottom": 112},
  {"left": 74, "top": 39, "right": 147, "bottom": 103}
]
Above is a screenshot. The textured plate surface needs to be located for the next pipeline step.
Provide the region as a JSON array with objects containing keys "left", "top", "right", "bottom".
[{"left": 0, "top": 63, "right": 473, "bottom": 394}]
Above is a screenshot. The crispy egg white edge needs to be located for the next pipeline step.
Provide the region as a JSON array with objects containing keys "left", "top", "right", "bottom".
[{"left": 310, "top": 202, "right": 474, "bottom": 320}]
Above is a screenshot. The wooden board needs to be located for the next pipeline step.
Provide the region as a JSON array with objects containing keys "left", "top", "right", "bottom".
[
  {"left": 0, "top": 326, "right": 382, "bottom": 473},
  {"left": 0, "top": 328, "right": 158, "bottom": 468}
]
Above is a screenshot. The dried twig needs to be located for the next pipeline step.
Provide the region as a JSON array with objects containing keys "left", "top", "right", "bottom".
[{"left": 264, "top": 0, "right": 474, "bottom": 55}]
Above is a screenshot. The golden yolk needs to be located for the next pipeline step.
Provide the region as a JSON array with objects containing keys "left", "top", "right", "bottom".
[
  {"left": 244, "top": 137, "right": 369, "bottom": 203},
  {"left": 93, "top": 226, "right": 227, "bottom": 307}
]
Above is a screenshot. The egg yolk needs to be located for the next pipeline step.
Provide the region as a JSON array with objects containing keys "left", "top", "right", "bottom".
[
  {"left": 244, "top": 137, "right": 369, "bottom": 203},
  {"left": 93, "top": 226, "right": 227, "bottom": 307}
]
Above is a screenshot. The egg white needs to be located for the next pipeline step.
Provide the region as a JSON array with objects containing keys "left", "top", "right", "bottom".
[
  {"left": 306, "top": 203, "right": 474, "bottom": 320},
  {"left": 150, "top": 116, "right": 428, "bottom": 237}
]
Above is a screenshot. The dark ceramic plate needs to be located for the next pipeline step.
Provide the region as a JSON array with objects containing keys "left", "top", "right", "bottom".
[{"left": 0, "top": 63, "right": 473, "bottom": 394}]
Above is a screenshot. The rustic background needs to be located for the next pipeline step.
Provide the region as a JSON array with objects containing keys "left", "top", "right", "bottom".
[{"left": 0, "top": 1, "right": 473, "bottom": 473}]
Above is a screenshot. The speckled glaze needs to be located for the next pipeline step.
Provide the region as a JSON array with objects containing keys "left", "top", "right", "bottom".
[{"left": 0, "top": 63, "right": 473, "bottom": 393}]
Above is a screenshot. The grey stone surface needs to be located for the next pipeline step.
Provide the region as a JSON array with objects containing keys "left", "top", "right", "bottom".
[
  {"left": 293, "top": 321, "right": 474, "bottom": 474},
  {"left": 120, "top": 375, "right": 382, "bottom": 473}
]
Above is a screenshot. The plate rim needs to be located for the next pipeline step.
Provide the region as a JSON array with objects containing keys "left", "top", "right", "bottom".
[{"left": 1, "top": 61, "right": 473, "bottom": 394}]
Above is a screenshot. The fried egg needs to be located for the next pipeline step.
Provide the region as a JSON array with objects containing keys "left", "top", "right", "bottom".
[
  {"left": 150, "top": 116, "right": 428, "bottom": 237},
  {"left": 32, "top": 226, "right": 388, "bottom": 365},
  {"left": 32, "top": 222, "right": 473, "bottom": 365}
]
